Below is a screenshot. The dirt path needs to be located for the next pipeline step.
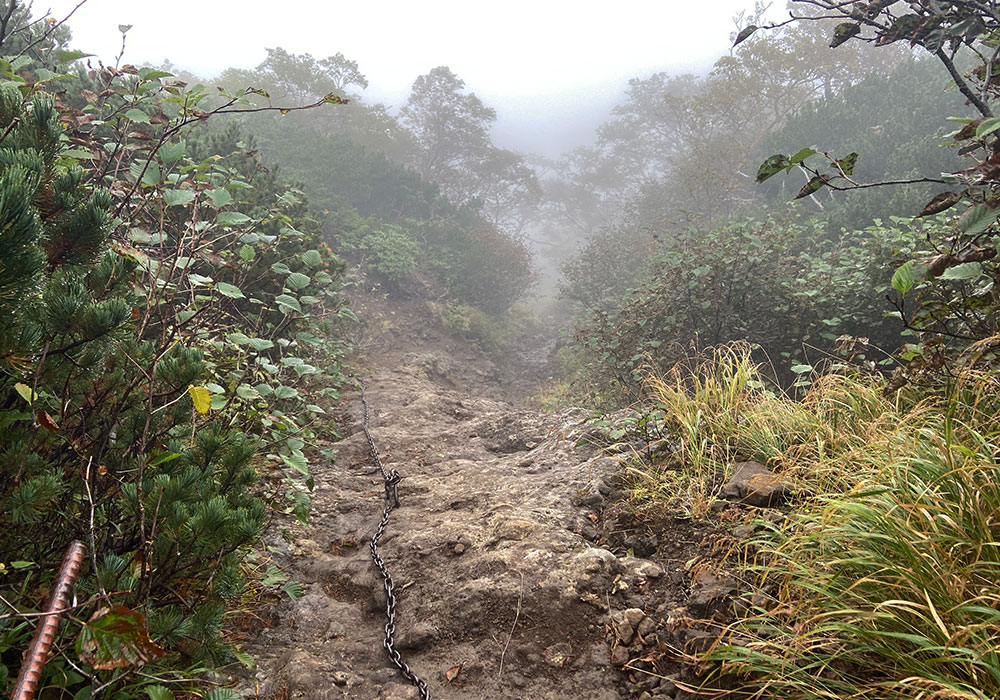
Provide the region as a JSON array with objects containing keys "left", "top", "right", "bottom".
[{"left": 235, "top": 301, "right": 700, "bottom": 700}]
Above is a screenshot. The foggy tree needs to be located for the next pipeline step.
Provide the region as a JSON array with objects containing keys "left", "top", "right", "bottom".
[
  {"left": 400, "top": 66, "right": 541, "bottom": 232},
  {"left": 400, "top": 66, "right": 496, "bottom": 202}
]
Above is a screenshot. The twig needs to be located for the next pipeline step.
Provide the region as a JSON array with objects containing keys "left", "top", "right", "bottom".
[
  {"left": 83, "top": 458, "right": 107, "bottom": 599},
  {"left": 497, "top": 569, "right": 524, "bottom": 679}
]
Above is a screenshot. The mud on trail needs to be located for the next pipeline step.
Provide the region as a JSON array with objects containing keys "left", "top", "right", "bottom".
[{"left": 235, "top": 298, "right": 720, "bottom": 700}]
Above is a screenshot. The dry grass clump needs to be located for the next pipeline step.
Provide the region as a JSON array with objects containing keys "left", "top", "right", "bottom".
[{"left": 626, "top": 343, "right": 1000, "bottom": 699}]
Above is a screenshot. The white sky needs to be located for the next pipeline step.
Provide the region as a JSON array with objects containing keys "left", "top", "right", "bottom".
[{"left": 43, "top": 0, "right": 773, "bottom": 155}]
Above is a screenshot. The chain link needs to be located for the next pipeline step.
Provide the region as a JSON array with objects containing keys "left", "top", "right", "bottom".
[{"left": 359, "top": 379, "right": 431, "bottom": 700}]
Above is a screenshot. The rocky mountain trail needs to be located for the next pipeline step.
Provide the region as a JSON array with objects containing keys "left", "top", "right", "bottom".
[{"left": 233, "top": 297, "right": 735, "bottom": 700}]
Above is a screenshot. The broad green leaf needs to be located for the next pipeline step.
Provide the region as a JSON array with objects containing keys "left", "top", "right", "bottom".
[
  {"left": 958, "top": 204, "right": 1000, "bottom": 236},
  {"left": 162, "top": 189, "right": 195, "bottom": 207},
  {"left": 215, "top": 282, "right": 244, "bottom": 298},
  {"left": 138, "top": 68, "right": 173, "bottom": 80},
  {"left": 281, "top": 453, "right": 308, "bottom": 474},
  {"left": 10, "top": 560, "right": 34, "bottom": 569},
  {"left": 187, "top": 385, "right": 211, "bottom": 414},
  {"left": 158, "top": 141, "right": 185, "bottom": 164},
  {"left": 275, "top": 294, "right": 301, "bottom": 313},
  {"left": 891, "top": 260, "right": 922, "bottom": 294},
  {"left": 54, "top": 49, "right": 94, "bottom": 64},
  {"left": 756, "top": 154, "right": 791, "bottom": 183},
  {"left": 301, "top": 249, "right": 322, "bottom": 266},
  {"left": 236, "top": 384, "right": 259, "bottom": 400},
  {"left": 976, "top": 118, "right": 1000, "bottom": 139},
  {"left": 210, "top": 395, "right": 226, "bottom": 410},
  {"left": 227, "top": 332, "right": 251, "bottom": 345},
  {"left": 286, "top": 272, "right": 310, "bottom": 290},
  {"left": 206, "top": 188, "right": 232, "bottom": 208},
  {"left": 216, "top": 211, "right": 251, "bottom": 227},
  {"left": 939, "top": 261, "right": 982, "bottom": 280},
  {"left": 239, "top": 245, "right": 255, "bottom": 262},
  {"left": 13, "top": 383, "right": 36, "bottom": 402},
  {"left": 791, "top": 364, "right": 813, "bottom": 374},
  {"left": 124, "top": 108, "right": 149, "bottom": 123},
  {"left": 274, "top": 385, "right": 299, "bottom": 399},
  {"left": 248, "top": 337, "right": 274, "bottom": 351},
  {"left": 789, "top": 147, "right": 817, "bottom": 165}
]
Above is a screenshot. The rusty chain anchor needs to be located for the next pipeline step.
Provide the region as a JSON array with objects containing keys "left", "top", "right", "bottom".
[{"left": 359, "top": 379, "right": 431, "bottom": 700}]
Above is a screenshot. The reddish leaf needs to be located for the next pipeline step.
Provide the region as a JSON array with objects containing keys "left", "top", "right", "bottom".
[
  {"left": 36, "top": 410, "right": 59, "bottom": 431},
  {"left": 918, "top": 191, "right": 962, "bottom": 217},
  {"left": 445, "top": 664, "right": 462, "bottom": 682},
  {"left": 76, "top": 605, "right": 165, "bottom": 670}
]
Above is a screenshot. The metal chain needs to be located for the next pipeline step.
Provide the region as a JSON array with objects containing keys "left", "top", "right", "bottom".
[{"left": 359, "top": 379, "right": 431, "bottom": 700}]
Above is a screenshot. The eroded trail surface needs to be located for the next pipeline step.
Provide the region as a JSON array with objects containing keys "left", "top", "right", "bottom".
[{"left": 239, "top": 304, "right": 698, "bottom": 700}]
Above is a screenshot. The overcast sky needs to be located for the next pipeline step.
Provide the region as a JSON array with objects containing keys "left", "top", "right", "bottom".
[{"left": 43, "top": 0, "right": 774, "bottom": 156}]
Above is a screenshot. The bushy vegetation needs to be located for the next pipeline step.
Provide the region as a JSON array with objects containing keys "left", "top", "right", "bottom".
[{"left": 0, "top": 19, "right": 350, "bottom": 699}]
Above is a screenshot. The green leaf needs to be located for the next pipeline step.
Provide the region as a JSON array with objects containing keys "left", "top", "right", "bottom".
[
  {"left": 958, "top": 204, "right": 1000, "bottom": 236},
  {"left": 215, "top": 282, "right": 244, "bottom": 298},
  {"left": 794, "top": 174, "right": 830, "bottom": 200},
  {"left": 976, "top": 118, "right": 1000, "bottom": 139},
  {"left": 282, "top": 581, "right": 305, "bottom": 601},
  {"left": 205, "top": 383, "right": 225, "bottom": 394},
  {"left": 236, "top": 384, "right": 259, "bottom": 400},
  {"left": 13, "top": 383, "right": 36, "bottom": 402},
  {"left": 789, "top": 147, "right": 817, "bottom": 165},
  {"left": 248, "top": 337, "right": 274, "bottom": 351},
  {"left": 274, "top": 385, "right": 299, "bottom": 399},
  {"left": 206, "top": 188, "right": 232, "bottom": 208},
  {"left": 54, "top": 49, "right": 94, "bottom": 64},
  {"left": 939, "top": 261, "right": 982, "bottom": 280},
  {"left": 162, "top": 189, "right": 195, "bottom": 207},
  {"left": 124, "top": 108, "right": 149, "bottom": 123},
  {"left": 301, "top": 249, "right": 322, "bottom": 266},
  {"left": 891, "top": 260, "right": 922, "bottom": 294},
  {"left": 144, "top": 686, "right": 174, "bottom": 700},
  {"left": 275, "top": 294, "right": 301, "bottom": 313},
  {"left": 281, "top": 453, "right": 309, "bottom": 474},
  {"left": 139, "top": 67, "right": 174, "bottom": 80},
  {"left": 791, "top": 364, "right": 812, "bottom": 374},
  {"left": 239, "top": 245, "right": 256, "bottom": 262},
  {"left": 756, "top": 154, "right": 791, "bottom": 182},
  {"left": 216, "top": 211, "right": 252, "bottom": 227},
  {"left": 830, "top": 22, "right": 861, "bottom": 48},
  {"left": 203, "top": 691, "right": 239, "bottom": 700},
  {"left": 286, "top": 272, "right": 310, "bottom": 290},
  {"left": 10, "top": 560, "right": 34, "bottom": 569},
  {"left": 233, "top": 649, "right": 256, "bottom": 670},
  {"left": 836, "top": 152, "right": 858, "bottom": 176},
  {"left": 157, "top": 141, "right": 185, "bottom": 164}
]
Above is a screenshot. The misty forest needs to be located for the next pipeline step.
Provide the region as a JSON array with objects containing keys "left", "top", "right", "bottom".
[{"left": 2, "top": 1, "right": 1000, "bottom": 699}]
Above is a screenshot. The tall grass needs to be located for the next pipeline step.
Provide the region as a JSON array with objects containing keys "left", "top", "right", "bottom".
[{"left": 627, "top": 343, "right": 1000, "bottom": 698}]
